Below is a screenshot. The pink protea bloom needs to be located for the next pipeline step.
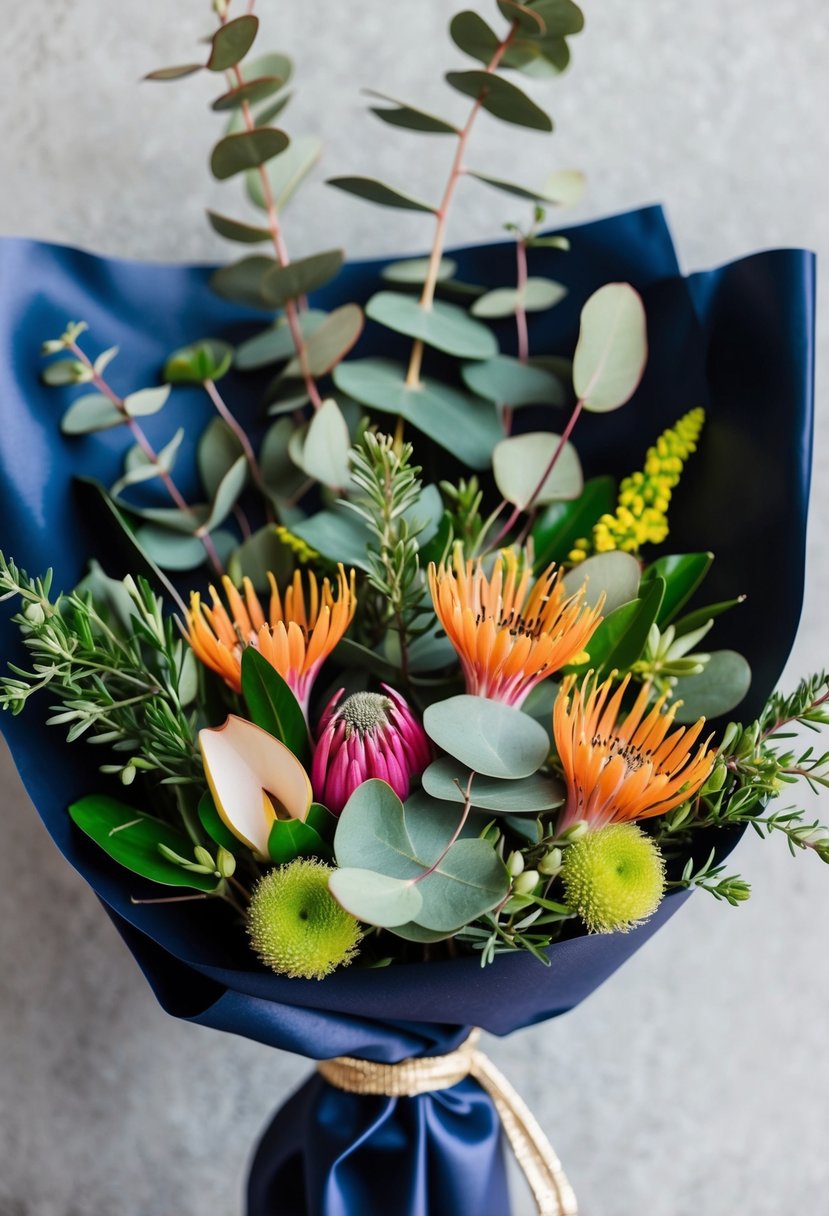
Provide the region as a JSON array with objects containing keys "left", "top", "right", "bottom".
[{"left": 311, "top": 686, "right": 431, "bottom": 814}]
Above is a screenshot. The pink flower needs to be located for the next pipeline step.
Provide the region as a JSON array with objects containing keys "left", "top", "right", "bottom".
[{"left": 311, "top": 686, "right": 431, "bottom": 815}]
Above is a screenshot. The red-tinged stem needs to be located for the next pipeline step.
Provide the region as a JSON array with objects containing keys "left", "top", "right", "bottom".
[
  {"left": 232, "top": 502, "right": 253, "bottom": 540},
  {"left": 203, "top": 378, "right": 274, "bottom": 519},
  {"left": 413, "top": 774, "right": 475, "bottom": 884},
  {"left": 404, "top": 23, "right": 518, "bottom": 390},
  {"left": 761, "top": 687, "right": 829, "bottom": 744},
  {"left": 488, "top": 399, "right": 585, "bottom": 551},
  {"left": 67, "top": 342, "right": 225, "bottom": 577}
]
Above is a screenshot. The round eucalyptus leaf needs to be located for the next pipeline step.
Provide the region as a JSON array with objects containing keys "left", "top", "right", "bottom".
[
  {"left": 563, "top": 550, "right": 641, "bottom": 612},
  {"left": 493, "top": 431, "right": 583, "bottom": 508},
  {"left": 423, "top": 696, "right": 551, "bottom": 779},
  {"left": 211, "top": 75, "right": 285, "bottom": 112},
  {"left": 235, "top": 311, "right": 327, "bottom": 371},
  {"left": 467, "top": 169, "right": 583, "bottom": 206},
  {"left": 445, "top": 70, "right": 553, "bottom": 131},
  {"left": 112, "top": 429, "right": 184, "bottom": 495},
  {"left": 326, "top": 175, "right": 436, "bottom": 214},
  {"left": 381, "top": 257, "right": 458, "bottom": 285},
  {"left": 246, "top": 134, "right": 323, "bottom": 212},
  {"left": 211, "top": 128, "right": 289, "bottom": 182},
  {"left": 671, "top": 651, "right": 752, "bottom": 722},
  {"left": 423, "top": 756, "right": 565, "bottom": 813},
  {"left": 471, "top": 287, "right": 520, "bottom": 319},
  {"left": 227, "top": 525, "right": 293, "bottom": 590},
  {"left": 206, "top": 211, "right": 272, "bottom": 245},
  {"left": 203, "top": 455, "right": 248, "bottom": 532},
  {"left": 198, "top": 418, "right": 243, "bottom": 500},
  {"left": 366, "top": 291, "right": 497, "bottom": 360},
  {"left": 461, "top": 355, "right": 565, "bottom": 409},
  {"left": 261, "top": 249, "right": 344, "bottom": 308},
  {"left": 328, "top": 868, "right": 422, "bottom": 928},
  {"left": 573, "top": 283, "right": 648, "bottom": 412},
  {"left": 133, "top": 526, "right": 207, "bottom": 572},
  {"left": 497, "top": 1, "right": 546, "bottom": 33},
  {"left": 531, "top": 0, "right": 585, "bottom": 37},
  {"left": 295, "top": 398, "right": 351, "bottom": 488},
  {"left": 61, "top": 394, "right": 123, "bottom": 435},
  {"left": 283, "top": 305, "right": 363, "bottom": 378},
  {"left": 450, "top": 11, "right": 500, "bottom": 64},
  {"left": 207, "top": 14, "right": 259, "bottom": 72},
  {"left": 413, "top": 838, "right": 509, "bottom": 932},
  {"left": 210, "top": 256, "right": 277, "bottom": 310},
  {"left": 523, "top": 278, "right": 569, "bottom": 312}
]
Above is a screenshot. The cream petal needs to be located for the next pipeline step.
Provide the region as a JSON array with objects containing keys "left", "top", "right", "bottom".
[{"left": 199, "top": 715, "right": 313, "bottom": 857}]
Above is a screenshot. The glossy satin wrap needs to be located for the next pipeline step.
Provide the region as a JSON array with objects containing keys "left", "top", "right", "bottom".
[{"left": 0, "top": 207, "right": 814, "bottom": 1216}]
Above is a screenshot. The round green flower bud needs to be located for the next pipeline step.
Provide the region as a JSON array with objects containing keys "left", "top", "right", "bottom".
[
  {"left": 247, "top": 860, "right": 362, "bottom": 980},
  {"left": 561, "top": 823, "right": 665, "bottom": 935}
]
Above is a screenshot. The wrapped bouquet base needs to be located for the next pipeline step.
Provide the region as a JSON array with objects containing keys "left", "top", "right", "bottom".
[{"left": 0, "top": 204, "right": 814, "bottom": 1215}]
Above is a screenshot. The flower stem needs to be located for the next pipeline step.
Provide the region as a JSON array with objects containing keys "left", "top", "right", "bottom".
[{"left": 203, "top": 378, "right": 275, "bottom": 521}]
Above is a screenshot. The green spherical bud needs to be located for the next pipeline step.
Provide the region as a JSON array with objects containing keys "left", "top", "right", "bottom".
[
  {"left": 216, "top": 846, "right": 236, "bottom": 878},
  {"left": 538, "top": 847, "right": 562, "bottom": 877},
  {"left": 561, "top": 823, "right": 666, "bottom": 935},
  {"left": 247, "top": 860, "right": 362, "bottom": 980},
  {"left": 506, "top": 851, "right": 525, "bottom": 878},
  {"left": 513, "top": 869, "right": 540, "bottom": 896}
]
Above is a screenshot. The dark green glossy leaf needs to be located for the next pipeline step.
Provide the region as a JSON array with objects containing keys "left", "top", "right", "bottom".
[
  {"left": 671, "top": 650, "right": 752, "bottom": 722},
  {"left": 206, "top": 210, "right": 273, "bottom": 244},
  {"left": 326, "top": 175, "right": 436, "bottom": 213},
  {"left": 261, "top": 249, "right": 344, "bottom": 308},
  {"left": 198, "top": 790, "right": 239, "bottom": 853},
  {"left": 446, "top": 70, "right": 553, "bottom": 130},
  {"left": 241, "top": 647, "right": 309, "bottom": 764},
  {"left": 332, "top": 358, "right": 501, "bottom": 469},
  {"left": 268, "top": 816, "right": 332, "bottom": 864},
  {"left": 530, "top": 0, "right": 585, "bottom": 37},
  {"left": 211, "top": 128, "right": 289, "bottom": 181},
  {"left": 210, "top": 255, "right": 277, "bottom": 310},
  {"left": 497, "top": 1, "right": 546, "bottom": 32},
  {"left": 450, "top": 11, "right": 500, "bottom": 64},
  {"left": 207, "top": 14, "right": 259, "bottom": 72},
  {"left": 164, "top": 338, "right": 234, "bottom": 384},
  {"left": 640, "top": 552, "right": 714, "bottom": 626},
  {"left": 212, "top": 75, "right": 285, "bottom": 112},
  {"left": 365, "top": 90, "right": 459, "bottom": 135},
  {"left": 584, "top": 577, "right": 665, "bottom": 675},
  {"left": 673, "top": 597, "right": 745, "bottom": 638},
  {"left": 531, "top": 476, "right": 616, "bottom": 569},
  {"left": 69, "top": 795, "right": 219, "bottom": 891},
  {"left": 144, "top": 64, "right": 203, "bottom": 81},
  {"left": 365, "top": 291, "right": 497, "bottom": 359}
]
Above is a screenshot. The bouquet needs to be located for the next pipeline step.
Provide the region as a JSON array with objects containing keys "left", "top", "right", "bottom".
[{"left": 0, "top": 2, "right": 823, "bottom": 1212}]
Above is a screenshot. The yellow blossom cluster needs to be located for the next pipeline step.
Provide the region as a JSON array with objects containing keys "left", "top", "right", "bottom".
[
  {"left": 568, "top": 407, "right": 705, "bottom": 563},
  {"left": 274, "top": 524, "right": 318, "bottom": 564}
]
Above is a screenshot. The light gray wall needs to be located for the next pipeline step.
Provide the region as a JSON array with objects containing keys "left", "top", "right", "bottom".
[{"left": 1, "top": 3, "right": 827, "bottom": 1214}]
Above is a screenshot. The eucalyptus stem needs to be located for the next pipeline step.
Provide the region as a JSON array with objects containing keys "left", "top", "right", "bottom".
[
  {"left": 67, "top": 340, "right": 225, "bottom": 578},
  {"left": 203, "top": 378, "right": 274, "bottom": 519},
  {"left": 404, "top": 21, "right": 519, "bottom": 390}
]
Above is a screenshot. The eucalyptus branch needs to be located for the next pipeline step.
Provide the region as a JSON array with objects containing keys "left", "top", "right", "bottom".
[{"left": 203, "top": 377, "right": 272, "bottom": 515}]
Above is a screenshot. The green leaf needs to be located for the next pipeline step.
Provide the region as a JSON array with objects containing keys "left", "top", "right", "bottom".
[
  {"left": 326, "top": 175, "right": 437, "bottom": 213},
  {"left": 450, "top": 11, "right": 501, "bottom": 64},
  {"left": 210, "top": 255, "right": 277, "bottom": 310},
  {"left": 422, "top": 757, "right": 564, "bottom": 813},
  {"left": 471, "top": 278, "right": 567, "bottom": 318},
  {"left": 497, "top": 1, "right": 546, "bottom": 32},
  {"left": 640, "top": 552, "right": 714, "bottom": 626},
  {"left": 329, "top": 868, "right": 423, "bottom": 928},
  {"left": 461, "top": 355, "right": 565, "bottom": 410},
  {"left": 492, "top": 431, "right": 582, "bottom": 508},
  {"left": 445, "top": 70, "right": 553, "bottom": 131},
  {"left": 198, "top": 418, "right": 243, "bottom": 500},
  {"left": 365, "top": 90, "right": 459, "bottom": 135},
  {"left": 61, "top": 393, "right": 123, "bottom": 435},
  {"left": 381, "top": 257, "right": 458, "bottom": 285},
  {"left": 503, "top": 35, "right": 570, "bottom": 78},
  {"left": 563, "top": 550, "right": 641, "bottom": 613},
  {"left": 423, "top": 696, "right": 550, "bottom": 779},
  {"left": 582, "top": 577, "right": 665, "bottom": 675},
  {"left": 531, "top": 475, "right": 616, "bottom": 568},
  {"left": 268, "top": 816, "right": 332, "bottom": 864},
  {"left": 144, "top": 64, "right": 203, "bottom": 81},
  {"left": 467, "top": 169, "right": 584, "bottom": 206},
  {"left": 245, "top": 134, "right": 323, "bottom": 211},
  {"left": 241, "top": 647, "right": 309, "bottom": 763},
  {"left": 164, "top": 338, "right": 234, "bottom": 383},
  {"left": 573, "top": 283, "right": 648, "bottom": 412},
  {"left": 68, "top": 795, "right": 219, "bottom": 891},
  {"left": 43, "top": 359, "right": 85, "bottom": 386},
  {"left": 365, "top": 291, "right": 497, "bottom": 360},
  {"left": 198, "top": 790, "right": 240, "bottom": 853},
  {"left": 292, "top": 484, "right": 443, "bottom": 571},
  {"left": 235, "top": 310, "right": 327, "bottom": 370},
  {"left": 206, "top": 210, "right": 273, "bottom": 244},
  {"left": 203, "top": 455, "right": 247, "bottom": 532},
  {"left": 211, "top": 128, "right": 290, "bottom": 181},
  {"left": 332, "top": 358, "right": 502, "bottom": 469},
  {"left": 212, "top": 75, "right": 285, "bottom": 111},
  {"left": 260, "top": 417, "right": 309, "bottom": 506},
  {"left": 207, "top": 14, "right": 259, "bottom": 72},
  {"left": 295, "top": 397, "right": 351, "bottom": 487},
  {"left": 123, "top": 385, "right": 171, "bottom": 418},
  {"left": 283, "top": 304, "right": 363, "bottom": 377},
  {"left": 227, "top": 524, "right": 293, "bottom": 589},
  {"left": 242, "top": 52, "right": 294, "bottom": 88},
  {"left": 132, "top": 526, "right": 207, "bottom": 571},
  {"left": 333, "top": 781, "right": 508, "bottom": 931},
  {"left": 530, "top": 0, "right": 585, "bottom": 37},
  {"left": 671, "top": 651, "right": 752, "bottom": 723},
  {"left": 673, "top": 597, "right": 745, "bottom": 638},
  {"left": 111, "top": 429, "right": 184, "bottom": 496},
  {"left": 261, "top": 249, "right": 344, "bottom": 308}
]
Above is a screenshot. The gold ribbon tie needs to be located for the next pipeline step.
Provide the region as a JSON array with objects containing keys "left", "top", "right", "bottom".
[{"left": 318, "top": 1029, "right": 578, "bottom": 1216}]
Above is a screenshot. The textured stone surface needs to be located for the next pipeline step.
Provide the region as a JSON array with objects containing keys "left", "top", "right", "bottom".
[{"left": 1, "top": 2, "right": 828, "bottom": 1214}]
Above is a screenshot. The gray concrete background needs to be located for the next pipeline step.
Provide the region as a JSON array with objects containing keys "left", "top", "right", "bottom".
[{"left": 1, "top": 2, "right": 828, "bottom": 1213}]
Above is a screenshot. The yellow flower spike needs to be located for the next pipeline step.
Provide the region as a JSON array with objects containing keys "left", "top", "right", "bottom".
[
  {"left": 199, "top": 715, "right": 313, "bottom": 858},
  {"left": 553, "top": 672, "right": 715, "bottom": 833},
  {"left": 428, "top": 547, "right": 603, "bottom": 707},
  {"left": 185, "top": 564, "right": 356, "bottom": 714},
  {"left": 574, "top": 407, "right": 705, "bottom": 561}
]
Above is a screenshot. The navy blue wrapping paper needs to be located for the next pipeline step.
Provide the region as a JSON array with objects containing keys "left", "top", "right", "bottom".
[{"left": 0, "top": 206, "right": 815, "bottom": 1215}]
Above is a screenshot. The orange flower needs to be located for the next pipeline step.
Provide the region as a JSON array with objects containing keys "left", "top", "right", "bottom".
[
  {"left": 428, "top": 548, "right": 602, "bottom": 706},
  {"left": 186, "top": 565, "right": 356, "bottom": 713},
  {"left": 554, "top": 673, "right": 715, "bottom": 831}
]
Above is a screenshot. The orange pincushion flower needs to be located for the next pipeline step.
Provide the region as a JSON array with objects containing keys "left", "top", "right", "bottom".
[
  {"left": 186, "top": 565, "right": 356, "bottom": 713},
  {"left": 554, "top": 673, "right": 715, "bottom": 831},
  {"left": 428, "top": 548, "right": 602, "bottom": 707}
]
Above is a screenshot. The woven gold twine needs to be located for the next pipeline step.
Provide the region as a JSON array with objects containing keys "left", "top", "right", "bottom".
[{"left": 317, "top": 1029, "right": 578, "bottom": 1216}]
